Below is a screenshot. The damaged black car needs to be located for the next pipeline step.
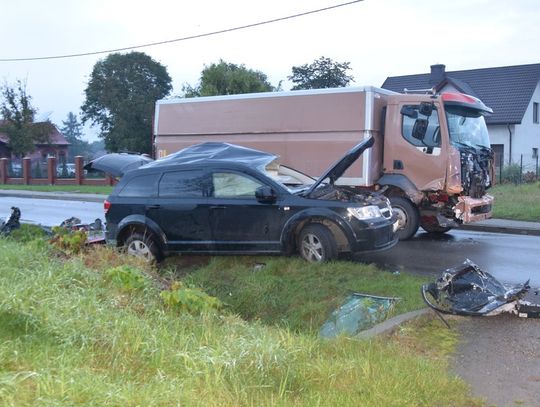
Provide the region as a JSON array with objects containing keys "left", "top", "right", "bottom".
[{"left": 89, "top": 137, "right": 399, "bottom": 262}]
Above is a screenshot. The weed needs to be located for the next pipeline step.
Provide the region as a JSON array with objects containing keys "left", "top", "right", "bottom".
[
  {"left": 105, "top": 265, "right": 148, "bottom": 292},
  {"left": 50, "top": 226, "right": 87, "bottom": 254},
  {"left": 160, "top": 281, "right": 222, "bottom": 314}
]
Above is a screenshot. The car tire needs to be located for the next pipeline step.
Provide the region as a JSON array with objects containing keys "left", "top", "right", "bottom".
[
  {"left": 125, "top": 232, "right": 162, "bottom": 262},
  {"left": 298, "top": 224, "right": 338, "bottom": 263},
  {"left": 389, "top": 196, "right": 419, "bottom": 240},
  {"left": 420, "top": 217, "right": 452, "bottom": 234}
]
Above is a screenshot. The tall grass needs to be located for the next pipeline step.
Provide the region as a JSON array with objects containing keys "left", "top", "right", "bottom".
[
  {"left": 490, "top": 181, "right": 540, "bottom": 221},
  {"left": 0, "top": 240, "right": 482, "bottom": 406}
]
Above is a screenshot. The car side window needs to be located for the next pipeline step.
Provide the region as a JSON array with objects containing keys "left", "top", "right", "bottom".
[
  {"left": 159, "top": 170, "right": 209, "bottom": 198},
  {"left": 401, "top": 105, "right": 441, "bottom": 155},
  {"left": 118, "top": 174, "right": 159, "bottom": 197},
  {"left": 212, "top": 172, "right": 262, "bottom": 199}
]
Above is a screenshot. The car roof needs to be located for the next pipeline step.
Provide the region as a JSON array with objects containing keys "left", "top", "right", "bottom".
[{"left": 143, "top": 142, "right": 277, "bottom": 171}]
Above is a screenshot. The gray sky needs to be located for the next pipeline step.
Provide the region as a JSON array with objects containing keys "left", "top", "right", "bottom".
[{"left": 1, "top": 0, "right": 539, "bottom": 141}]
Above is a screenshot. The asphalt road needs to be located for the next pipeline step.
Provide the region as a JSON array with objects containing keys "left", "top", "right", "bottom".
[
  {"left": 357, "top": 229, "right": 540, "bottom": 290},
  {"left": 0, "top": 197, "right": 105, "bottom": 226}
]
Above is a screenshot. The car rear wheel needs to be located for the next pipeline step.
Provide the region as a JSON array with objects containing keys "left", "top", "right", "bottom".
[
  {"left": 389, "top": 196, "right": 419, "bottom": 240},
  {"left": 125, "top": 232, "right": 162, "bottom": 262},
  {"left": 298, "top": 224, "right": 338, "bottom": 263}
]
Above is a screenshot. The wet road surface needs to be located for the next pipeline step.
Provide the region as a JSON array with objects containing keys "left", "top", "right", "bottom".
[
  {"left": 357, "top": 229, "right": 540, "bottom": 289},
  {"left": 0, "top": 197, "right": 104, "bottom": 226}
]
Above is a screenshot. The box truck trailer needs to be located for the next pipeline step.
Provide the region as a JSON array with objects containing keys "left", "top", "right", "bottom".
[{"left": 153, "top": 86, "right": 494, "bottom": 240}]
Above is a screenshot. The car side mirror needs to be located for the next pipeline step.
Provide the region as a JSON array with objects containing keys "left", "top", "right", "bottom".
[
  {"left": 255, "top": 185, "right": 276, "bottom": 203},
  {"left": 419, "top": 102, "right": 434, "bottom": 117},
  {"left": 412, "top": 118, "right": 429, "bottom": 141}
]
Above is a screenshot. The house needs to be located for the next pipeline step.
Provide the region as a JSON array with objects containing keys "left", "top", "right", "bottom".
[
  {"left": 0, "top": 123, "right": 70, "bottom": 163},
  {"left": 382, "top": 63, "right": 540, "bottom": 172}
]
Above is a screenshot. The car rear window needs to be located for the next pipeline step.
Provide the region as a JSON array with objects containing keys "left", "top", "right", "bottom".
[
  {"left": 118, "top": 174, "right": 159, "bottom": 197},
  {"left": 159, "top": 170, "right": 207, "bottom": 198}
]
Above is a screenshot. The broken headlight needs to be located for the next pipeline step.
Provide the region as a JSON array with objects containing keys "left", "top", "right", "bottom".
[{"left": 347, "top": 205, "right": 382, "bottom": 220}]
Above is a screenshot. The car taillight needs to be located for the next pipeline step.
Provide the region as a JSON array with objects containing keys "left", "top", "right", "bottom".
[{"left": 104, "top": 199, "right": 111, "bottom": 215}]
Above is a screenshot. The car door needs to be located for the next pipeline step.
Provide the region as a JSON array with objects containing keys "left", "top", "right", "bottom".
[
  {"left": 208, "top": 169, "right": 284, "bottom": 252},
  {"left": 146, "top": 169, "right": 213, "bottom": 251}
]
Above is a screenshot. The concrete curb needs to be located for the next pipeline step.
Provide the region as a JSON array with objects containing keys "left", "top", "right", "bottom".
[
  {"left": 356, "top": 308, "right": 431, "bottom": 339},
  {"left": 0, "top": 190, "right": 107, "bottom": 203},
  {"left": 460, "top": 223, "right": 540, "bottom": 237}
]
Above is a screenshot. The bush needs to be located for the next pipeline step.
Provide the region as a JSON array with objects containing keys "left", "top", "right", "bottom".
[
  {"left": 160, "top": 281, "right": 222, "bottom": 314},
  {"left": 105, "top": 265, "right": 148, "bottom": 292},
  {"left": 50, "top": 227, "right": 87, "bottom": 254}
]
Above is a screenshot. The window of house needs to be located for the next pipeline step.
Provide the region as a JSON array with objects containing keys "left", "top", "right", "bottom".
[{"left": 533, "top": 102, "right": 539, "bottom": 124}]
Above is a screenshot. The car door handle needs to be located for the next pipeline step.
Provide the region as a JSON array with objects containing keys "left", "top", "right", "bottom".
[
  {"left": 146, "top": 204, "right": 161, "bottom": 210},
  {"left": 210, "top": 205, "right": 226, "bottom": 209}
]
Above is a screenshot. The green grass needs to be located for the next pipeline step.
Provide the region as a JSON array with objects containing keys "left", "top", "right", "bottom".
[
  {"left": 0, "top": 238, "right": 483, "bottom": 406},
  {"left": 490, "top": 182, "right": 540, "bottom": 221},
  {"left": 180, "top": 256, "right": 426, "bottom": 334},
  {"left": 0, "top": 184, "right": 113, "bottom": 195}
]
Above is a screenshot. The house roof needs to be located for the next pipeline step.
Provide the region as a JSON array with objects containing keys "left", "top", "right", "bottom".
[
  {"left": 0, "top": 123, "right": 69, "bottom": 146},
  {"left": 382, "top": 63, "right": 540, "bottom": 125}
]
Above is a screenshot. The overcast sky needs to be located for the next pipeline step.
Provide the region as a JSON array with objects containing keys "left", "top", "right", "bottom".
[{"left": 1, "top": 0, "right": 539, "bottom": 141}]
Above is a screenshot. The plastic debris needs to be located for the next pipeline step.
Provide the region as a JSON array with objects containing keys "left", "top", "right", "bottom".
[
  {"left": 0, "top": 207, "right": 21, "bottom": 235},
  {"left": 422, "top": 259, "right": 539, "bottom": 318},
  {"left": 320, "top": 293, "right": 399, "bottom": 338}
]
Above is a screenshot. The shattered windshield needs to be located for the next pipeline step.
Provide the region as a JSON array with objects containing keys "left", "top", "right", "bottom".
[{"left": 445, "top": 105, "right": 490, "bottom": 149}]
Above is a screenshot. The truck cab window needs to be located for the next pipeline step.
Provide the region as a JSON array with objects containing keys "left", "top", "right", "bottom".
[{"left": 401, "top": 105, "right": 441, "bottom": 155}]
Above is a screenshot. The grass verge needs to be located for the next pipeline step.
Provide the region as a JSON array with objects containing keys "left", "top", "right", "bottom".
[
  {"left": 490, "top": 182, "right": 540, "bottom": 221},
  {"left": 0, "top": 184, "right": 113, "bottom": 195},
  {"left": 0, "top": 238, "right": 482, "bottom": 406}
]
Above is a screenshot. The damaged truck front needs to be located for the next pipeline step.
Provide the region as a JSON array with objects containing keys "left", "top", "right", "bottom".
[{"left": 154, "top": 87, "right": 495, "bottom": 239}]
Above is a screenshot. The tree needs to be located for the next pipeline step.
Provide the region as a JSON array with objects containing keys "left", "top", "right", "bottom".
[
  {"left": 0, "top": 80, "right": 54, "bottom": 157},
  {"left": 81, "top": 52, "right": 172, "bottom": 154},
  {"left": 183, "top": 60, "right": 277, "bottom": 97},
  {"left": 60, "top": 112, "right": 90, "bottom": 160},
  {"left": 288, "top": 56, "right": 354, "bottom": 90}
]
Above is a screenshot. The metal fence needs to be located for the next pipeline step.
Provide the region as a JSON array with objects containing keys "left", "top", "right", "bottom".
[{"left": 495, "top": 153, "right": 539, "bottom": 184}]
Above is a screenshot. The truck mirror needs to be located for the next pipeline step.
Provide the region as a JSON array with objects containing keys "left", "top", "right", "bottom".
[
  {"left": 412, "top": 118, "right": 429, "bottom": 141},
  {"left": 400, "top": 106, "right": 418, "bottom": 119},
  {"left": 419, "top": 102, "right": 434, "bottom": 117}
]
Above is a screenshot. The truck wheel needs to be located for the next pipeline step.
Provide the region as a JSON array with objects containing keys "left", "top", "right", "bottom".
[
  {"left": 125, "top": 232, "right": 162, "bottom": 262},
  {"left": 420, "top": 217, "right": 452, "bottom": 234},
  {"left": 298, "top": 224, "right": 338, "bottom": 263},
  {"left": 389, "top": 197, "right": 419, "bottom": 240}
]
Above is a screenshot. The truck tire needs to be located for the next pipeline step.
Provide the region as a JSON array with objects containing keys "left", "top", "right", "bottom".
[
  {"left": 125, "top": 231, "right": 163, "bottom": 262},
  {"left": 298, "top": 224, "right": 338, "bottom": 263},
  {"left": 389, "top": 196, "right": 419, "bottom": 240},
  {"left": 420, "top": 217, "right": 452, "bottom": 234}
]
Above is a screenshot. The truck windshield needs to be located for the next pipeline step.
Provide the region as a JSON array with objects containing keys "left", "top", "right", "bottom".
[{"left": 445, "top": 105, "right": 490, "bottom": 149}]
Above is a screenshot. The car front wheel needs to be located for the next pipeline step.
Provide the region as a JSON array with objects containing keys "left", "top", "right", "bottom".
[
  {"left": 298, "top": 224, "right": 338, "bottom": 263},
  {"left": 125, "top": 232, "right": 162, "bottom": 262}
]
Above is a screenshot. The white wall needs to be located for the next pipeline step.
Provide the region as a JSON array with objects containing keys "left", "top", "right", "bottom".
[
  {"left": 513, "top": 81, "right": 540, "bottom": 171},
  {"left": 488, "top": 124, "right": 513, "bottom": 165}
]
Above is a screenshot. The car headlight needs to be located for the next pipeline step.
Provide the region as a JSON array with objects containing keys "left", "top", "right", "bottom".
[{"left": 347, "top": 205, "right": 382, "bottom": 220}]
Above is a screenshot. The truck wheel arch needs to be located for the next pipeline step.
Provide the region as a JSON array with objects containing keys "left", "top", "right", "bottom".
[{"left": 378, "top": 174, "right": 423, "bottom": 204}]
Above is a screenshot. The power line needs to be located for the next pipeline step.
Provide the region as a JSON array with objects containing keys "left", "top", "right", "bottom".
[{"left": 0, "top": 0, "right": 364, "bottom": 62}]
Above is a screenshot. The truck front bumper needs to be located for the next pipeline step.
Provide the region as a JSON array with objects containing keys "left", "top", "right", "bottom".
[{"left": 454, "top": 194, "right": 494, "bottom": 224}]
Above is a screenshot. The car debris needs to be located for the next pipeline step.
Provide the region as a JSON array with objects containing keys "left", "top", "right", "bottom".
[
  {"left": 57, "top": 216, "right": 106, "bottom": 245},
  {"left": 320, "top": 293, "right": 399, "bottom": 338},
  {"left": 0, "top": 207, "right": 21, "bottom": 235},
  {"left": 422, "top": 259, "right": 540, "bottom": 319}
]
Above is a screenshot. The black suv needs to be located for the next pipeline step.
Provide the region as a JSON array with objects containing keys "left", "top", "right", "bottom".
[{"left": 90, "top": 138, "right": 398, "bottom": 262}]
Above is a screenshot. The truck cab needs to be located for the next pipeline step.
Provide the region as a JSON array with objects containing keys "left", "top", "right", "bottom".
[{"left": 380, "top": 91, "right": 494, "bottom": 239}]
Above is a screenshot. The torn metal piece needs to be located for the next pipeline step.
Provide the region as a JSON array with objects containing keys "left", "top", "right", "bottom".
[
  {"left": 422, "top": 259, "right": 538, "bottom": 317},
  {"left": 0, "top": 207, "right": 21, "bottom": 235},
  {"left": 320, "top": 293, "right": 399, "bottom": 338}
]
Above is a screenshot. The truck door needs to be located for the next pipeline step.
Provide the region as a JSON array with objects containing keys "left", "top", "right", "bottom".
[{"left": 384, "top": 102, "right": 447, "bottom": 191}]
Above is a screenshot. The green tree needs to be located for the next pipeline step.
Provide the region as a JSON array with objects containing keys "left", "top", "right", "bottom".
[
  {"left": 183, "top": 60, "right": 277, "bottom": 97},
  {"left": 81, "top": 52, "right": 172, "bottom": 154},
  {"left": 288, "top": 56, "right": 354, "bottom": 90},
  {"left": 60, "top": 112, "right": 90, "bottom": 160},
  {"left": 0, "top": 80, "right": 54, "bottom": 156}
]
